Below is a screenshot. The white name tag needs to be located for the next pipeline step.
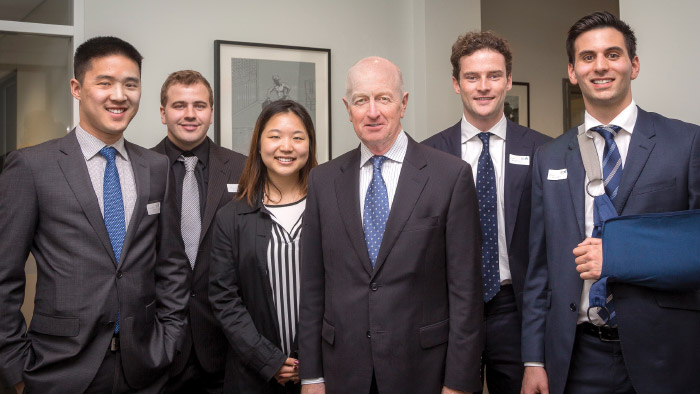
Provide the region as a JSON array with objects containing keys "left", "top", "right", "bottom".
[
  {"left": 509, "top": 154, "right": 530, "bottom": 166},
  {"left": 547, "top": 169, "right": 568, "bottom": 180},
  {"left": 147, "top": 202, "right": 161, "bottom": 215},
  {"left": 227, "top": 184, "right": 238, "bottom": 193}
]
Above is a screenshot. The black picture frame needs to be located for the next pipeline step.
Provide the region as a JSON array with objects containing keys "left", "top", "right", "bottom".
[{"left": 505, "top": 81, "right": 530, "bottom": 127}]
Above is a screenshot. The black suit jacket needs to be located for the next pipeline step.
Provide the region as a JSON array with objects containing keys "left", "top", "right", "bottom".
[
  {"left": 522, "top": 108, "right": 700, "bottom": 394},
  {"left": 209, "top": 198, "right": 300, "bottom": 394},
  {"left": 422, "top": 119, "right": 551, "bottom": 314},
  {"left": 299, "top": 135, "right": 484, "bottom": 394},
  {"left": 152, "top": 137, "right": 246, "bottom": 375},
  {"left": 0, "top": 131, "right": 190, "bottom": 393}
]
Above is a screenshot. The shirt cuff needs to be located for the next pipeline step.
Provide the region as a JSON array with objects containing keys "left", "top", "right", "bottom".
[
  {"left": 302, "top": 378, "right": 325, "bottom": 385},
  {"left": 524, "top": 362, "right": 545, "bottom": 367}
]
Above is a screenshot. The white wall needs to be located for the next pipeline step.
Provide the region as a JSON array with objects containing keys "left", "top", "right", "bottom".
[
  {"left": 481, "top": 0, "right": 619, "bottom": 137},
  {"left": 620, "top": 0, "right": 700, "bottom": 125},
  {"left": 82, "top": 0, "right": 479, "bottom": 158}
]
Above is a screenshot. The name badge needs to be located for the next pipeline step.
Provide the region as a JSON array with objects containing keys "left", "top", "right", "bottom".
[
  {"left": 547, "top": 169, "right": 568, "bottom": 180},
  {"left": 146, "top": 202, "right": 161, "bottom": 215},
  {"left": 227, "top": 184, "right": 238, "bottom": 193},
  {"left": 509, "top": 154, "right": 530, "bottom": 166}
]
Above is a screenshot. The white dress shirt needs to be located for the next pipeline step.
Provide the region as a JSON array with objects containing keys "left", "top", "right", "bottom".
[
  {"left": 578, "top": 100, "right": 637, "bottom": 325},
  {"left": 461, "top": 114, "right": 512, "bottom": 284}
]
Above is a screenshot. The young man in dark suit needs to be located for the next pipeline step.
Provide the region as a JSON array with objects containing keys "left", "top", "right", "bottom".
[
  {"left": 0, "top": 37, "right": 190, "bottom": 394},
  {"left": 521, "top": 12, "right": 700, "bottom": 394},
  {"left": 151, "top": 70, "right": 246, "bottom": 394},
  {"left": 423, "top": 31, "right": 550, "bottom": 394}
]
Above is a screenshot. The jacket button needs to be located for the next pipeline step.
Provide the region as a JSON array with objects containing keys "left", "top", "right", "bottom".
[
  {"left": 370, "top": 283, "right": 378, "bottom": 291},
  {"left": 191, "top": 291, "right": 196, "bottom": 298},
  {"left": 366, "top": 330, "right": 371, "bottom": 338},
  {"left": 570, "top": 303, "right": 577, "bottom": 312},
  {"left": 116, "top": 271, "right": 123, "bottom": 279}
]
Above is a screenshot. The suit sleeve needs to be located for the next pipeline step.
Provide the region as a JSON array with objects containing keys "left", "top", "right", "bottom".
[
  {"left": 0, "top": 150, "right": 37, "bottom": 386},
  {"left": 298, "top": 169, "right": 325, "bottom": 379},
  {"left": 521, "top": 147, "right": 549, "bottom": 363},
  {"left": 153, "top": 157, "right": 190, "bottom": 364},
  {"left": 208, "top": 205, "right": 286, "bottom": 381},
  {"left": 443, "top": 163, "right": 484, "bottom": 392}
]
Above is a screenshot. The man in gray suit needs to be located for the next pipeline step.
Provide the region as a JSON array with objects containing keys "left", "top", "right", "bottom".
[
  {"left": 299, "top": 57, "right": 483, "bottom": 394},
  {"left": 152, "top": 70, "right": 246, "bottom": 394},
  {"left": 0, "top": 36, "right": 190, "bottom": 394}
]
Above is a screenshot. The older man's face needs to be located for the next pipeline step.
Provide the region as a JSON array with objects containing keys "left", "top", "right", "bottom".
[{"left": 343, "top": 60, "right": 408, "bottom": 155}]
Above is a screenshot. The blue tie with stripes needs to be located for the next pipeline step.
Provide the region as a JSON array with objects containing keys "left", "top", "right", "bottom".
[{"left": 100, "top": 146, "right": 126, "bottom": 333}]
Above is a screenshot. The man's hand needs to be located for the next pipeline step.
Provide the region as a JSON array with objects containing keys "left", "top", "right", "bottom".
[
  {"left": 521, "top": 366, "right": 549, "bottom": 394},
  {"left": 274, "top": 358, "right": 300, "bottom": 385},
  {"left": 574, "top": 237, "right": 603, "bottom": 280},
  {"left": 14, "top": 381, "right": 24, "bottom": 394},
  {"left": 301, "top": 382, "right": 325, "bottom": 394},
  {"left": 441, "top": 386, "right": 471, "bottom": 394}
]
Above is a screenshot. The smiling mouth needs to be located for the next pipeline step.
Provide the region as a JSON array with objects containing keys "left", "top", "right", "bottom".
[
  {"left": 107, "top": 108, "right": 126, "bottom": 114},
  {"left": 475, "top": 97, "right": 494, "bottom": 101},
  {"left": 592, "top": 79, "right": 613, "bottom": 84},
  {"left": 276, "top": 157, "right": 295, "bottom": 163}
]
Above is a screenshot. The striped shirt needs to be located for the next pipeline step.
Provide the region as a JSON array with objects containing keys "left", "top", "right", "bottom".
[
  {"left": 265, "top": 197, "right": 306, "bottom": 355},
  {"left": 359, "top": 130, "right": 407, "bottom": 220}
]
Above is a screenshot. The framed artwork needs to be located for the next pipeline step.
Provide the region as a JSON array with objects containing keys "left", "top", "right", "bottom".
[
  {"left": 505, "top": 82, "right": 530, "bottom": 127},
  {"left": 563, "top": 78, "right": 585, "bottom": 131},
  {"left": 214, "top": 40, "right": 331, "bottom": 161}
]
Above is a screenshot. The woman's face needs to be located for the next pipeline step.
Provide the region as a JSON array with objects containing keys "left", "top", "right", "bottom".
[{"left": 260, "top": 112, "right": 310, "bottom": 181}]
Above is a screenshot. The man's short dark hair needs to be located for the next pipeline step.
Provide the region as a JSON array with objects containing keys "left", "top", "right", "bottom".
[
  {"left": 160, "top": 70, "right": 213, "bottom": 107},
  {"left": 73, "top": 36, "right": 143, "bottom": 83},
  {"left": 450, "top": 31, "right": 512, "bottom": 80},
  {"left": 566, "top": 11, "right": 637, "bottom": 65}
]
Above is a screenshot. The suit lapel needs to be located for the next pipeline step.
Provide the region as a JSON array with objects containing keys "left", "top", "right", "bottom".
[
  {"left": 503, "top": 122, "right": 530, "bottom": 250},
  {"left": 335, "top": 148, "right": 373, "bottom": 276},
  {"left": 254, "top": 207, "right": 281, "bottom": 340},
  {"left": 121, "top": 141, "right": 149, "bottom": 266},
  {"left": 58, "top": 131, "right": 117, "bottom": 266},
  {"left": 445, "top": 121, "right": 462, "bottom": 158},
  {"left": 615, "top": 108, "right": 656, "bottom": 214},
  {"left": 565, "top": 134, "right": 586, "bottom": 239},
  {"left": 372, "top": 139, "right": 428, "bottom": 278},
  {"left": 202, "top": 144, "right": 232, "bottom": 244}
]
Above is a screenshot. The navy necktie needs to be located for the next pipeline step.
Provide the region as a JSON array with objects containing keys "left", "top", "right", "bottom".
[
  {"left": 363, "top": 156, "right": 389, "bottom": 268},
  {"left": 476, "top": 132, "right": 500, "bottom": 302},
  {"left": 100, "top": 146, "right": 126, "bottom": 333},
  {"left": 590, "top": 125, "right": 623, "bottom": 326}
]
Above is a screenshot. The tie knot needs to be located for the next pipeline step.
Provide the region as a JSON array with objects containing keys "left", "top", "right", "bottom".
[
  {"left": 591, "top": 125, "right": 621, "bottom": 142},
  {"left": 99, "top": 146, "right": 117, "bottom": 163},
  {"left": 370, "top": 155, "right": 387, "bottom": 171},
  {"left": 477, "top": 132, "right": 492, "bottom": 147},
  {"left": 179, "top": 155, "right": 198, "bottom": 172}
]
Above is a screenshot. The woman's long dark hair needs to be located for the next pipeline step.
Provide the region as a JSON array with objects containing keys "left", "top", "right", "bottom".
[{"left": 236, "top": 99, "right": 318, "bottom": 206}]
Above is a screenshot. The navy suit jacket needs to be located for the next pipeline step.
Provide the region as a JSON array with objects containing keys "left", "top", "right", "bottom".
[
  {"left": 423, "top": 119, "right": 551, "bottom": 315},
  {"left": 521, "top": 108, "right": 700, "bottom": 394}
]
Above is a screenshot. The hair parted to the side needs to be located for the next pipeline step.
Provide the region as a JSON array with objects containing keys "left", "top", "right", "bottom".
[
  {"left": 236, "top": 99, "right": 318, "bottom": 206},
  {"left": 73, "top": 36, "right": 143, "bottom": 83},
  {"left": 450, "top": 31, "right": 513, "bottom": 80},
  {"left": 566, "top": 11, "right": 637, "bottom": 64},
  {"left": 160, "top": 70, "right": 214, "bottom": 107}
]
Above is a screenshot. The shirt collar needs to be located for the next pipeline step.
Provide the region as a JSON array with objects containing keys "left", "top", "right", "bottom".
[
  {"left": 583, "top": 100, "right": 637, "bottom": 136},
  {"left": 460, "top": 114, "right": 507, "bottom": 144},
  {"left": 164, "top": 136, "right": 210, "bottom": 167},
  {"left": 359, "top": 130, "right": 408, "bottom": 167},
  {"left": 75, "top": 124, "right": 129, "bottom": 161}
]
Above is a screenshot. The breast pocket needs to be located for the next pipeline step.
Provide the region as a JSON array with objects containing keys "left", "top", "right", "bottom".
[{"left": 402, "top": 216, "right": 440, "bottom": 232}]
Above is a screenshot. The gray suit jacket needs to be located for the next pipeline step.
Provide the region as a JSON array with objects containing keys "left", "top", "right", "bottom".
[
  {"left": 0, "top": 130, "right": 190, "bottom": 393},
  {"left": 299, "top": 135, "right": 484, "bottom": 394}
]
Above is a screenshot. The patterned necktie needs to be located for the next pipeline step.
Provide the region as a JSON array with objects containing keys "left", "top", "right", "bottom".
[
  {"left": 590, "top": 125, "right": 623, "bottom": 326},
  {"left": 476, "top": 132, "right": 500, "bottom": 302},
  {"left": 363, "top": 156, "right": 389, "bottom": 268},
  {"left": 179, "top": 155, "right": 201, "bottom": 269},
  {"left": 100, "top": 146, "right": 126, "bottom": 334}
]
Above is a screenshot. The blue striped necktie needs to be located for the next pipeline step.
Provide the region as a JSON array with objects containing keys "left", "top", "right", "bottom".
[{"left": 100, "top": 146, "right": 126, "bottom": 334}]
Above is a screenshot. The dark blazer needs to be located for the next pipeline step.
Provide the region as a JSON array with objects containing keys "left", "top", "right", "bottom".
[
  {"left": 0, "top": 131, "right": 190, "bottom": 393},
  {"left": 422, "top": 119, "right": 551, "bottom": 314},
  {"left": 521, "top": 108, "right": 700, "bottom": 394},
  {"left": 299, "top": 135, "right": 484, "bottom": 394},
  {"left": 209, "top": 197, "right": 300, "bottom": 394},
  {"left": 151, "top": 137, "right": 246, "bottom": 375}
]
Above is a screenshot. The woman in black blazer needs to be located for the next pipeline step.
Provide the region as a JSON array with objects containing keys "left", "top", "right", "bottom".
[{"left": 209, "top": 100, "right": 318, "bottom": 394}]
